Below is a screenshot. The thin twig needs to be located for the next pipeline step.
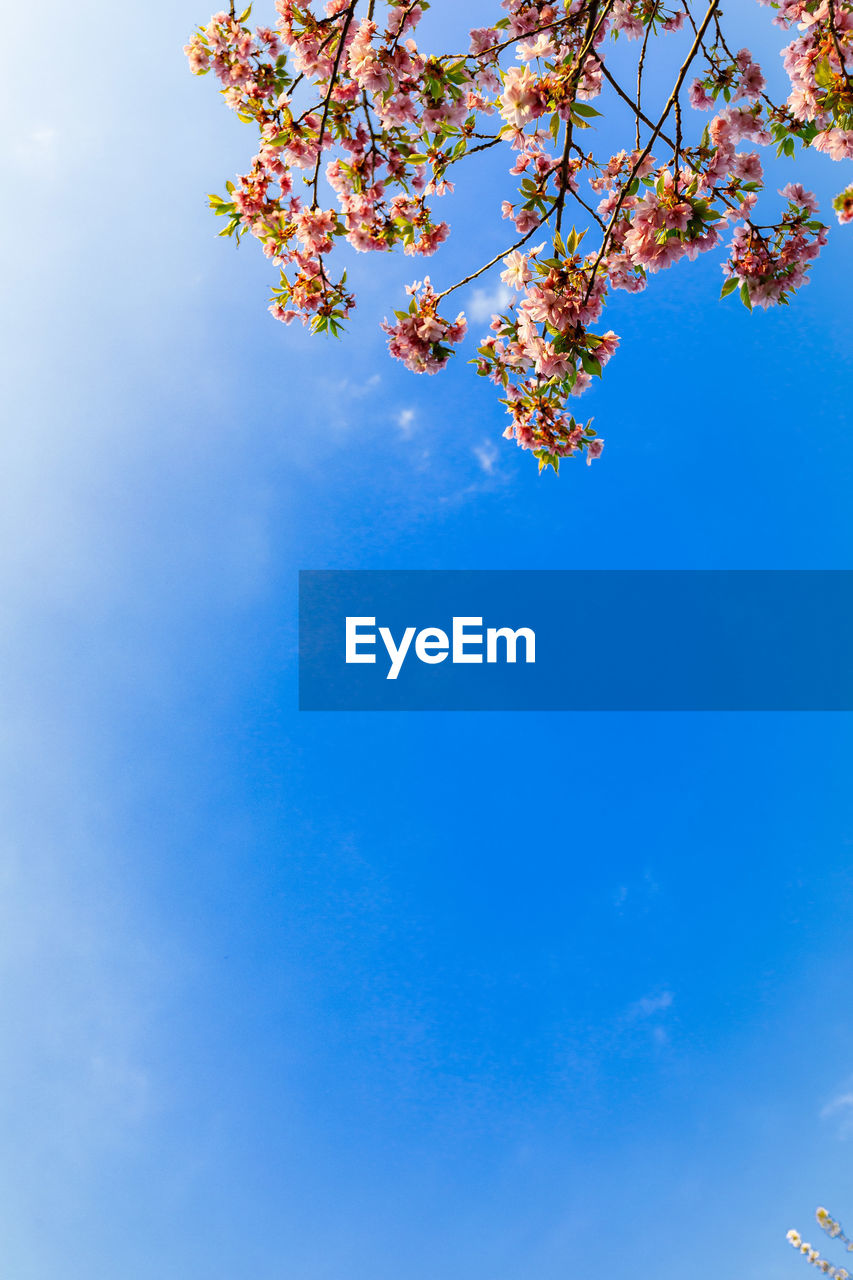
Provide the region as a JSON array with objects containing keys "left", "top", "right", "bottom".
[
  {"left": 568, "top": 187, "right": 607, "bottom": 229},
  {"left": 827, "top": 0, "right": 853, "bottom": 95},
  {"left": 462, "top": 137, "right": 503, "bottom": 157},
  {"left": 592, "top": 51, "right": 678, "bottom": 150},
  {"left": 390, "top": 1, "right": 421, "bottom": 55},
  {"left": 555, "top": 0, "right": 615, "bottom": 234},
  {"left": 636, "top": 18, "right": 653, "bottom": 149},
  {"left": 435, "top": 206, "right": 558, "bottom": 302},
  {"left": 289, "top": 25, "right": 340, "bottom": 99},
  {"left": 310, "top": 1, "right": 359, "bottom": 208},
  {"left": 441, "top": 18, "right": 567, "bottom": 64},
  {"left": 583, "top": 0, "right": 720, "bottom": 301}
]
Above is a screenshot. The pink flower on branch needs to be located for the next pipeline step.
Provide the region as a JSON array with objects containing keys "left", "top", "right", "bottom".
[
  {"left": 382, "top": 278, "right": 467, "bottom": 374},
  {"left": 187, "top": 0, "right": 853, "bottom": 472}
]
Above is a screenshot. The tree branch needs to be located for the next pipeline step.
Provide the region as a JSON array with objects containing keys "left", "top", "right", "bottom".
[
  {"left": 310, "top": 1, "right": 359, "bottom": 209},
  {"left": 555, "top": 0, "right": 616, "bottom": 234},
  {"left": 584, "top": 0, "right": 720, "bottom": 300},
  {"left": 636, "top": 18, "right": 653, "bottom": 150},
  {"left": 435, "top": 208, "right": 558, "bottom": 303},
  {"left": 592, "top": 51, "right": 678, "bottom": 151},
  {"left": 827, "top": 0, "right": 853, "bottom": 96}
]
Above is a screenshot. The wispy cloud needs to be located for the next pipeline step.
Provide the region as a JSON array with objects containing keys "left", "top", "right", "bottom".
[
  {"left": 319, "top": 372, "right": 382, "bottom": 428},
  {"left": 343, "top": 372, "right": 382, "bottom": 398},
  {"left": 613, "top": 868, "right": 661, "bottom": 914},
  {"left": 396, "top": 407, "right": 417, "bottom": 436},
  {"left": 468, "top": 283, "right": 514, "bottom": 324},
  {"left": 473, "top": 441, "right": 498, "bottom": 475},
  {"left": 626, "top": 990, "right": 674, "bottom": 1021},
  {"left": 821, "top": 1092, "right": 853, "bottom": 1138}
]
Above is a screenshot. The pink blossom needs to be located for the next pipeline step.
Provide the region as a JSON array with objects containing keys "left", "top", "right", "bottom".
[
  {"left": 780, "top": 182, "right": 819, "bottom": 213},
  {"left": 382, "top": 278, "right": 467, "bottom": 374},
  {"left": 500, "top": 247, "right": 539, "bottom": 289},
  {"left": 499, "top": 66, "right": 546, "bottom": 129},
  {"left": 689, "top": 79, "right": 714, "bottom": 110},
  {"left": 469, "top": 27, "right": 497, "bottom": 57}
]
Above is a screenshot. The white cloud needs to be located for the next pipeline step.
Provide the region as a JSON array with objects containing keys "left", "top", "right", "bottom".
[
  {"left": 627, "top": 991, "right": 674, "bottom": 1021},
  {"left": 821, "top": 1092, "right": 853, "bottom": 1138},
  {"left": 342, "top": 372, "right": 381, "bottom": 398},
  {"left": 468, "top": 283, "right": 514, "bottom": 324},
  {"left": 396, "top": 407, "right": 417, "bottom": 436},
  {"left": 473, "top": 441, "right": 498, "bottom": 475}
]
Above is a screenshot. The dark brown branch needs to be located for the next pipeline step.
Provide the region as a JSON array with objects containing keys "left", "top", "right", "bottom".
[
  {"left": 310, "top": 1, "right": 359, "bottom": 208},
  {"left": 584, "top": 0, "right": 720, "bottom": 301},
  {"left": 555, "top": 0, "right": 616, "bottom": 234},
  {"left": 289, "top": 25, "right": 340, "bottom": 99},
  {"left": 636, "top": 19, "right": 653, "bottom": 150},
  {"left": 568, "top": 186, "right": 606, "bottom": 229},
  {"left": 592, "top": 52, "right": 678, "bottom": 151},
  {"left": 390, "top": 1, "right": 422, "bottom": 54},
  {"left": 442, "top": 18, "right": 568, "bottom": 65},
  {"left": 361, "top": 91, "right": 385, "bottom": 176},
  {"left": 827, "top": 0, "right": 853, "bottom": 96},
  {"left": 462, "top": 137, "right": 503, "bottom": 157},
  {"left": 435, "top": 205, "right": 560, "bottom": 303},
  {"left": 710, "top": 11, "right": 796, "bottom": 130}
]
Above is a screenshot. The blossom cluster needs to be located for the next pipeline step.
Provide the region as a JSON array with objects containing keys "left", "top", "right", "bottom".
[
  {"left": 787, "top": 1209, "right": 853, "bottom": 1280},
  {"left": 722, "top": 181, "right": 828, "bottom": 308},
  {"left": 381, "top": 277, "right": 467, "bottom": 373},
  {"left": 187, "top": 0, "right": 852, "bottom": 473}
]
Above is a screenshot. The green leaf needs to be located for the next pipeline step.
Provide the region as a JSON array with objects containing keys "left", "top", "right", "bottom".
[
  {"left": 814, "top": 57, "right": 834, "bottom": 90},
  {"left": 535, "top": 450, "right": 560, "bottom": 475},
  {"left": 740, "top": 282, "right": 753, "bottom": 312},
  {"left": 720, "top": 277, "right": 739, "bottom": 299},
  {"left": 571, "top": 102, "right": 601, "bottom": 118}
]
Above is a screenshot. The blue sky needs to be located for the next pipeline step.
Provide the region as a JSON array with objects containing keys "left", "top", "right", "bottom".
[{"left": 1, "top": 2, "right": 852, "bottom": 1277}]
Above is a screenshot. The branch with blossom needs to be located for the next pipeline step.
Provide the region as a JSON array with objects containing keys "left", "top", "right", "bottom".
[
  {"left": 186, "top": 0, "right": 852, "bottom": 474},
  {"left": 787, "top": 1207, "right": 853, "bottom": 1280}
]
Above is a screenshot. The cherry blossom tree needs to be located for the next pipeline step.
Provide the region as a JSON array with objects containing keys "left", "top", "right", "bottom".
[{"left": 186, "top": 0, "right": 853, "bottom": 472}]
